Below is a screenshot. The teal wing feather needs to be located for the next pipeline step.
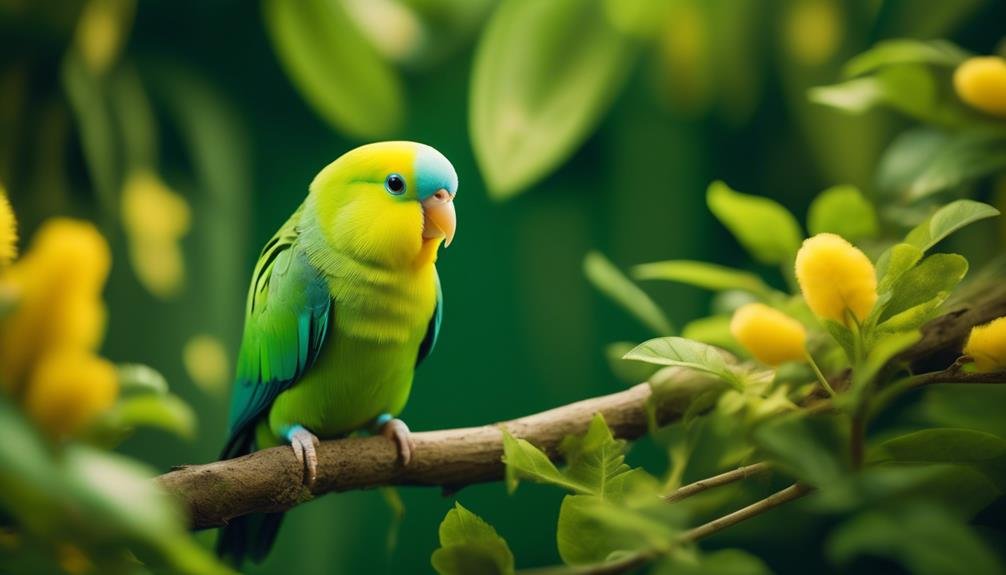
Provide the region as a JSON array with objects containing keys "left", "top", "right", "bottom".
[
  {"left": 416, "top": 270, "right": 442, "bottom": 366},
  {"left": 221, "top": 207, "right": 332, "bottom": 459}
]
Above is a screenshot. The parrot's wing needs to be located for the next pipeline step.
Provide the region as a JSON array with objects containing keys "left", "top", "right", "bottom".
[
  {"left": 222, "top": 210, "right": 332, "bottom": 459},
  {"left": 415, "top": 270, "right": 442, "bottom": 366}
]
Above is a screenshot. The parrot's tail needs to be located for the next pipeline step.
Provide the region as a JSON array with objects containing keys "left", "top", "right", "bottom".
[
  {"left": 216, "top": 511, "right": 286, "bottom": 566},
  {"left": 216, "top": 426, "right": 286, "bottom": 566}
]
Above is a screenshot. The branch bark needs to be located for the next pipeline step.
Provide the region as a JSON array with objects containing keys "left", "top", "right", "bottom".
[{"left": 158, "top": 284, "right": 1006, "bottom": 530}]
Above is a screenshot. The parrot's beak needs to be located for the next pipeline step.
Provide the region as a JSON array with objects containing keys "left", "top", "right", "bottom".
[{"left": 422, "top": 189, "right": 456, "bottom": 247}]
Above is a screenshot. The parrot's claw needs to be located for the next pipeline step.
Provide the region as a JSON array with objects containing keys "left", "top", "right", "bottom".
[
  {"left": 380, "top": 418, "right": 415, "bottom": 466},
  {"left": 285, "top": 425, "right": 320, "bottom": 487}
]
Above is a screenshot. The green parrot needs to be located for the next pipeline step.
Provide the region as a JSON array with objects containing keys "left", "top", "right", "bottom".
[{"left": 216, "top": 141, "right": 458, "bottom": 564}]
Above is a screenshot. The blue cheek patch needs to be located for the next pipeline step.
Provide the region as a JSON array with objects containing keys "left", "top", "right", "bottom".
[{"left": 414, "top": 144, "right": 459, "bottom": 200}]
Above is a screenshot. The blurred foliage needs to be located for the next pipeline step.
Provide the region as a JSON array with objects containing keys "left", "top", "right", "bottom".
[{"left": 1, "top": 0, "right": 1005, "bottom": 574}]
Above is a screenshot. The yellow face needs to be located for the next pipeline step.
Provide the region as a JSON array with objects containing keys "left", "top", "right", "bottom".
[{"left": 309, "top": 142, "right": 458, "bottom": 269}]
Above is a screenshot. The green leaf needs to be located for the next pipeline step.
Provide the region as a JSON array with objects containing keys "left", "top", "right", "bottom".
[
  {"left": 432, "top": 503, "right": 515, "bottom": 575},
  {"left": 843, "top": 39, "right": 969, "bottom": 77},
  {"left": 501, "top": 430, "right": 587, "bottom": 494},
  {"left": 624, "top": 337, "right": 738, "bottom": 387},
  {"left": 876, "top": 128, "right": 951, "bottom": 198},
  {"left": 806, "top": 186, "right": 878, "bottom": 241},
  {"left": 854, "top": 330, "right": 921, "bottom": 393},
  {"left": 754, "top": 415, "right": 847, "bottom": 487},
  {"left": 62, "top": 52, "right": 119, "bottom": 214},
  {"left": 811, "top": 65, "right": 955, "bottom": 125},
  {"left": 557, "top": 494, "right": 681, "bottom": 565},
  {"left": 827, "top": 505, "right": 1004, "bottom": 575},
  {"left": 117, "top": 363, "right": 169, "bottom": 395},
  {"left": 264, "top": 0, "right": 403, "bottom": 138},
  {"left": 561, "top": 414, "right": 634, "bottom": 499},
  {"left": 904, "top": 200, "right": 1000, "bottom": 252},
  {"left": 470, "top": 0, "right": 636, "bottom": 198},
  {"left": 873, "top": 428, "right": 1006, "bottom": 490},
  {"left": 906, "top": 131, "right": 1006, "bottom": 201},
  {"left": 585, "top": 251, "right": 674, "bottom": 335},
  {"left": 633, "top": 260, "right": 771, "bottom": 295},
  {"left": 919, "top": 385, "right": 1006, "bottom": 438},
  {"left": 878, "top": 253, "right": 968, "bottom": 328},
  {"left": 102, "top": 393, "right": 197, "bottom": 442},
  {"left": 875, "top": 243, "right": 924, "bottom": 295},
  {"left": 707, "top": 181, "right": 803, "bottom": 265}
]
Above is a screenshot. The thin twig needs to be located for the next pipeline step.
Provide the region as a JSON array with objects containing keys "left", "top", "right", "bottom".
[
  {"left": 663, "top": 462, "right": 772, "bottom": 503},
  {"left": 680, "top": 483, "right": 813, "bottom": 542}
]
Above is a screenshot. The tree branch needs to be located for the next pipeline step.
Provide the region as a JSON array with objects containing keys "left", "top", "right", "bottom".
[{"left": 157, "top": 284, "right": 1006, "bottom": 530}]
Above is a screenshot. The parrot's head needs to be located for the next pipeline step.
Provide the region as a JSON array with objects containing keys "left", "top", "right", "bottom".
[{"left": 308, "top": 141, "right": 458, "bottom": 268}]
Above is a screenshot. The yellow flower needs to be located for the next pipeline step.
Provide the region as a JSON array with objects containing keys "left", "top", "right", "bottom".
[
  {"left": 730, "top": 303, "right": 807, "bottom": 365},
  {"left": 963, "top": 317, "right": 1006, "bottom": 372},
  {"left": 23, "top": 350, "right": 118, "bottom": 438},
  {"left": 121, "top": 169, "right": 190, "bottom": 298},
  {"left": 0, "top": 188, "right": 16, "bottom": 268},
  {"left": 0, "top": 219, "right": 111, "bottom": 391},
  {"left": 795, "top": 233, "right": 877, "bottom": 326},
  {"left": 953, "top": 56, "right": 1006, "bottom": 118}
]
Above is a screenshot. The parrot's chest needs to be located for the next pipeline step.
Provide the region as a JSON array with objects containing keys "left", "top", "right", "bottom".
[{"left": 267, "top": 265, "right": 437, "bottom": 437}]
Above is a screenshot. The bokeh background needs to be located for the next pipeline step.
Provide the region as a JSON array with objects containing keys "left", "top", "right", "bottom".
[{"left": 2, "top": 0, "right": 1005, "bottom": 573}]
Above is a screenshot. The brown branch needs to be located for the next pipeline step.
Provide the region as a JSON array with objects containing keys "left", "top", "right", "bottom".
[
  {"left": 157, "top": 284, "right": 1006, "bottom": 530},
  {"left": 663, "top": 462, "right": 771, "bottom": 503}
]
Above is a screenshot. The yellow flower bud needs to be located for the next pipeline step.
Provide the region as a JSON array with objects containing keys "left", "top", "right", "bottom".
[
  {"left": 963, "top": 317, "right": 1006, "bottom": 372},
  {"left": 953, "top": 56, "right": 1006, "bottom": 118},
  {"left": 0, "top": 219, "right": 111, "bottom": 390},
  {"left": 0, "top": 188, "right": 16, "bottom": 268},
  {"left": 730, "top": 303, "right": 807, "bottom": 365},
  {"left": 23, "top": 351, "right": 118, "bottom": 438},
  {"left": 795, "top": 233, "right": 877, "bottom": 326}
]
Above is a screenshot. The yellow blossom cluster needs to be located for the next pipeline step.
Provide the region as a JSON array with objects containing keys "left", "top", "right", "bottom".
[
  {"left": 954, "top": 56, "right": 1006, "bottom": 118},
  {"left": 963, "top": 317, "right": 1006, "bottom": 373},
  {"left": 730, "top": 303, "right": 807, "bottom": 366},
  {"left": 795, "top": 233, "right": 877, "bottom": 326},
  {"left": 0, "top": 205, "right": 119, "bottom": 439}
]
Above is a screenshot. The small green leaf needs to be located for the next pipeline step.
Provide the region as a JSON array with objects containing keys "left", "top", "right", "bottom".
[
  {"left": 501, "top": 429, "right": 587, "bottom": 494},
  {"left": 827, "top": 505, "right": 1004, "bottom": 575},
  {"left": 876, "top": 128, "right": 950, "bottom": 198},
  {"left": 117, "top": 363, "right": 169, "bottom": 395},
  {"left": 624, "top": 337, "right": 738, "bottom": 387},
  {"left": 878, "top": 253, "right": 968, "bottom": 327},
  {"left": 806, "top": 186, "right": 878, "bottom": 241},
  {"left": 561, "top": 414, "right": 634, "bottom": 499},
  {"left": 432, "top": 503, "right": 515, "bottom": 575},
  {"left": 585, "top": 251, "right": 674, "bottom": 336},
  {"left": 557, "top": 494, "right": 681, "bottom": 565},
  {"left": 809, "top": 77, "right": 886, "bottom": 114},
  {"left": 907, "top": 132, "right": 1006, "bottom": 201},
  {"left": 920, "top": 385, "right": 1006, "bottom": 438},
  {"left": 106, "top": 393, "right": 197, "bottom": 439},
  {"left": 873, "top": 428, "right": 1006, "bottom": 490},
  {"left": 707, "top": 181, "right": 803, "bottom": 265},
  {"left": 754, "top": 415, "right": 847, "bottom": 487},
  {"left": 264, "top": 0, "right": 403, "bottom": 138},
  {"left": 471, "top": 0, "right": 636, "bottom": 198},
  {"left": 653, "top": 548, "right": 774, "bottom": 575},
  {"left": 854, "top": 330, "right": 921, "bottom": 392},
  {"left": 875, "top": 243, "right": 924, "bottom": 295},
  {"left": 606, "top": 342, "right": 660, "bottom": 385},
  {"left": 633, "top": 260, "right": 771, "bottom": 295},
  {"left": 843, "top": 39, "right": 969, "bottom": 78},
  {"left": 904, "top": 200, "right": 1000, "bottom": 252}
]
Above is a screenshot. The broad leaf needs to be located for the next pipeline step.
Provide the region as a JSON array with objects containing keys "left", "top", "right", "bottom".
[
  {"left": 906, "top": 131, "right": 1006, "bottom": 201},
  {"left": 264, "top": 0, "right": 403, "bottom": 138},
  {"left": 827, "top": 505, "right": 1004, "bottom": 575},
  {"left": 873, "top": 428, "right": 1006, "bottom": 490},
  {"left": 878, "top": 253, "right": 968, "bottom": 326},
  {"left": 625, "top": 337, "right": 738, "bottom": 387},
  {"left": 875, "top": 243, "right": 923, "bottom": 295},
  {"left": 681, "top": 315, "right": 739, "bottom": 353},
  {"left": 904, "top": 200, "right": 1000, "bottom": 252},
  {"left": 634, "top": 260, "right": 771, "bottom": 295},
  {"left": 844, "top": 39, "right": 969, "bottom": 77},
  {"left": 876, "top": 128, "right": 951, "bottom": 198},
  {"left": 557, "top": 494, "right": 682, "bottom": 565},
  {"left": 854, "top": 330, "right": 921, "bottom": 393},
  {"left": 100, "top": 393, "right": 197, "bottom": 442},
  {"left": 432, "top": 503, "right": 515, "bottom": 575},
  {"left": 754, "top": 415, "right": 847, "bottom": 487},
  {"left": 653, "top": 549, "right": 773, "bottom": 575},
  {"left": 471, "top": 0, "right": 636, "bottom": 198},
  {"left": 117, "top": 363, "right": 168, "bottom": 395},
  {"left": 585, "top": 251, "right": 674, "bottom": 336},
  {"left": 806, "top": 185, "right": 877, "bottom": 241},
  {"left": 561, "top": 414, "right": 634, "bottom": 499},
  {"left": 501, "top": 430, "right": 587, "bottom": 494},
  {"left": 707, "top": 181, "right": 803, "bottom": 265},
  {"left": 606, "top": 342, "right": 660, "bottom": 385}
]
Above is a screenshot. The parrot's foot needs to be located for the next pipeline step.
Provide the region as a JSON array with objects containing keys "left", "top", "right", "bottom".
[
  {"left": 284, "top": 425, "right": 320, "bottom": 487},
  {"left": 376, "top": 415, "right": 415, "bottom": 466}
]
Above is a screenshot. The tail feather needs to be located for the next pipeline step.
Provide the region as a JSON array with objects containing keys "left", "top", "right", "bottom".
[{"left": 216, "top": 426, "right": 286, "bottom": 567}]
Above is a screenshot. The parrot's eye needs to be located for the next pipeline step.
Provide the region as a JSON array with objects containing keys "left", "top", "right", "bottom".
[{"left": 384, "top": 174, "right": 406, "bottom": 195}]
